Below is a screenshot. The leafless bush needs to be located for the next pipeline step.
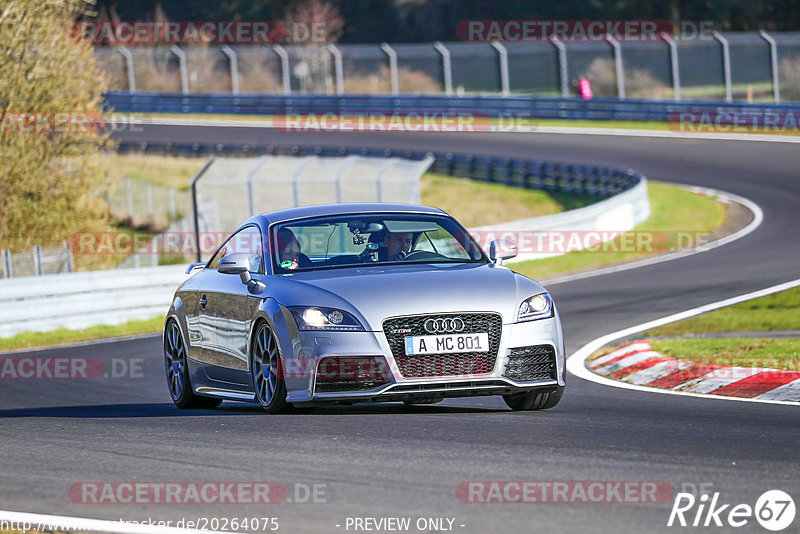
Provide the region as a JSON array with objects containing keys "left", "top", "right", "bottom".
[{"left": 583, "top": 57, "right": 672, "bottom": 99}]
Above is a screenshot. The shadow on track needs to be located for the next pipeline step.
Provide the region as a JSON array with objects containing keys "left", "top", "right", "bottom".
[{"left": 0, "top": 402, "right": 505, "bottom": 418}]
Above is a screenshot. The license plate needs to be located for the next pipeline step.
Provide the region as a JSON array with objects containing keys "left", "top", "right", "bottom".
[{"left": 404, "top": 333, "right": 489, "bottom": 355}]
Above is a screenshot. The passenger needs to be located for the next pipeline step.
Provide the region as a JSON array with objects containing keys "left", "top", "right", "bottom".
[{"left": 276, "top": 228, "right": 311, "bottom": 270}]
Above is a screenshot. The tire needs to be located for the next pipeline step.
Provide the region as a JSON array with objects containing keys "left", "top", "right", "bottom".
[
  {"left": 164, "top": 319, "right": 222, "bottom": 409},
  {"left": 502, "top": 386, "right": 564, "bottom": 411},
  {"left": 251, "top": 321, "right": 289, "bottom": 414}
]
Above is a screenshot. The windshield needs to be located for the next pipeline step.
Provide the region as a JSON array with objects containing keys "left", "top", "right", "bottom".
[{"left": 270, "top": 213, "right": 488, "bottom": 273}]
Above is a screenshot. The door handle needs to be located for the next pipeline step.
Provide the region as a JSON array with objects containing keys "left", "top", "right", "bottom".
[{"left": 199, "top": 295, "right": 207, "bottom": 310}]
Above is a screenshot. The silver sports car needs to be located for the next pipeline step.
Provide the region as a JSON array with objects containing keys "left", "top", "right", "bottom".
[{"left": 164, "top": 203, "right": 565, "bottom": 412}]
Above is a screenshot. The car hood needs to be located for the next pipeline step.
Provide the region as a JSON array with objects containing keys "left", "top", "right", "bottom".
[{"left": 267, "top": 263, "right": 546, "bottom": 330}]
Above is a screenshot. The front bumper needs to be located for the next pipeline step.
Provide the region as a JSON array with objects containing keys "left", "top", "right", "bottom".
[{"left": 283, "top": 315, "right": 565, "bottom": 403}]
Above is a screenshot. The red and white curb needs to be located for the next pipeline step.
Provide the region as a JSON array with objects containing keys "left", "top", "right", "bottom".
[
  {"left": 567, "top": 277, "right": 800, "bottom": 406},
  {"left": 589, "top": 341, "right": 800, "bottom": 402}
]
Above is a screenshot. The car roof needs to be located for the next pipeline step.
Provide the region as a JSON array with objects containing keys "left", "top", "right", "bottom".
[{"left": 244, "top": 203, "right": 448, "bottom": 227}]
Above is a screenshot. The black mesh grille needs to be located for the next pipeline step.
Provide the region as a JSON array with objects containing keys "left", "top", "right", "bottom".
[
  {"left": 315, "top": 379, "right": 388, "bottom": 393},
  {"left": 314, "top": 356, "right": 391, "bottom": 394},
  {"left": 503, "top": 345, "right": 557, "bottom": 382},
  {"left": 382, "top": 313, "right": 502, "bottom": 378}
]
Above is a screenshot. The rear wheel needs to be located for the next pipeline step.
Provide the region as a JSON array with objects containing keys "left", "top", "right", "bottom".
[
  {"left": 503, "top": 386, "right": 564, "bottom": 411},
  {"left": 164, "top": 319, "right": 222, "bottom": 409},
  {"left": 252, "top": 321, "right": 289, "bottom": 414}
]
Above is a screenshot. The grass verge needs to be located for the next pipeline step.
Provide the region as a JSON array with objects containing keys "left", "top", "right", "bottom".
[
  {"left": 510, "top": 182, "right": 727, "bottom": 280},
  {"left": 649, "top": 338, "right": 800, "bottom": 371},
  {"left": 0, "top": 316, "right": 164, "bottom": 353},
  {"left": 637, "top": 286, "right": 800, "bottom": 371},
  {"left": 645, "top": 286, "right": 800, "bottom": 336}
]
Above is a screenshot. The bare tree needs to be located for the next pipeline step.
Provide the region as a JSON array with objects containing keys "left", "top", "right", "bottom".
[{"left": 283, "top": 0, "right": 344, "bottom": 93}]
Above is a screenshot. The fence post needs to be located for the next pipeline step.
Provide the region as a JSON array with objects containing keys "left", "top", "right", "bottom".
[
  {"left": 125, "top": 176, "right": 133, "bottom": 216},
  {"left": 221, "top": 45, "right": 240, "bottom": 95},
  {"left": 491, "top": 41, "right": 510, "bottom": 96},
  {"left": 245, "top": 156, "right": 270, "bottom": 216},
  {"left": 290, "top": 158, "right": 317, "bottom": 207},
  {"left": 759, "top": 30, "right": 780, "bottom": 103},
  {"left": 273, "top": 44, "right": 292, "bottom": 95},
  {"left": 606, "top": 35, "right": 625, "bottom": 99},
  {"left": 146, "top": 182, "right": 154, "bottom": 217},
  {"left": 190, "top": 157, "right": 217, "bottom": 262},
  {"left": 117, "top": 46, "right": 136, "bottom": 92},
  {"left": 661, "top": 32, "right": 681, "bottom": 101},
  {"left": 549, "top": 38, "right": 569, "bottom": 98},
  {"left": 327, "top": 44, "right": 345, "bottom": 95},
  {"left": 433, "top": 41, "right": 453, "bottom": 96},
  {"left": 33, "top": 245, "right": 42, "bottom": 276},
  {"left": 2, "top": 249, "right": 11, "bottom": 278},
  {"left": 63, "top": 240, "right": 73, "bottom": 273},
  {"left": 169, "top": 44, "right": 189, "bottom": 94},
  {"left": 168, "top": 187, "right": 176, "bottom": 219},
  {"left": 380, "top": 43, "right": 399, "bottom": 95},
  {"left": 712, "top": 31, "right": 732, "bottom": 102}
]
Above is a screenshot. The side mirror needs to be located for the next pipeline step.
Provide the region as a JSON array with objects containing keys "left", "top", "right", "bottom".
[
  {"left": 218, "top": 253, "right": 252, "bottom": 284},
  {"left": 489, "top": 239, "right": 518, "bottom": 265}
]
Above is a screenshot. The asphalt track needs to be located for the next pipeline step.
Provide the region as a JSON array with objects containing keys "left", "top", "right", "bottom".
[{"left": 1, "top": 125, "right": 799, "bottom": 533}]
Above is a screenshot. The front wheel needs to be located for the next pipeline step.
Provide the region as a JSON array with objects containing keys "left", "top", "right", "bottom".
[
  {"left": 164, "top": 319, "right": 222, "bottom": 409},
  {"left": 503, "top": 386, "right": 564, "bottom": 411},
  {"left": 251, "top": 321, "right": 289, "bottom": 413}
]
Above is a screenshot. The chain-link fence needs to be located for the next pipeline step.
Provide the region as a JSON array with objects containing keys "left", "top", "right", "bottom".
[
  {"left": 1, "top": 244, "right": 73, "bottom": 278},
  {"left": 105, "top": 176, "right": 192, "bottom": 229},
  {"left": 115, "top": 153, "right": 433, "bottom": 267},
  {"left": 98, "top": 32, "right": 800, "bottom": 102}
]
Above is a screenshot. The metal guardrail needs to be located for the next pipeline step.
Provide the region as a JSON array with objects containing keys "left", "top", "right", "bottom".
[
  {"left": 0, "top": 265, "right": 188, "bottom": 338},
  {"left": 106, "top": 92, "right": 800, "bottom": 123},
  {"left": 117, "top": 141, "right": 643, "bottom": 200}
]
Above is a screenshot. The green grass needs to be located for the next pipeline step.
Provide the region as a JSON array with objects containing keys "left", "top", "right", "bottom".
[
  {"left": 0, "top": 316, "right": 164, "bottom": 353},
  {"left": 649, "top": 337, "right": 800, "bottom": 370},
  {"left": 420, "top": 173, "right": 598, "bottom": 227},
  {"left": 510, "top": 181, "right": 727, "bottom": 280},
  {"left": 646, "top": 286, "right": 800, "bottom": 336},
  {"left": 101, "top": 152, "right": 205, "bottom": 190}
]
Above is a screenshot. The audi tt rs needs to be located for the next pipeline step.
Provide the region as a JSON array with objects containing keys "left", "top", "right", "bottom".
[{"left": 164, "top": 203, "right": 565, "bottom": 412}]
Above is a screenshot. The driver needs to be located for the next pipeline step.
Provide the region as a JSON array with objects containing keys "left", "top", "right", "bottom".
[
  {"left": 276, "top": 228, "right": 312, "bottom": 270},
  {"left": 384, "top": 231, "right": 413, "bottom": 261}
]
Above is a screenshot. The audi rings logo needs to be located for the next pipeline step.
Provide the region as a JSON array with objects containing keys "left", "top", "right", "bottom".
[{"left": 424, "top": 317, "right": 466, "bottom": 334}]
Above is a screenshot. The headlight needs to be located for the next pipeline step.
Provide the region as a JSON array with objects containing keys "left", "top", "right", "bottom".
[
  {"left": 517, "top": 293, "right": 554, "bottom": 322},
  {"left": 289, "top": 306, "right": 365, "bottom": 331}
]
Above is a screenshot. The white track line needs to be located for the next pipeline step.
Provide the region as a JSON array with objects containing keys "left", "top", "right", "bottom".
[
  {"left": 0, "top": 509, "right": 232, "bottom": 534},
  {"left": 124, "top": 116, "right": 800, "bottom": 144},
  {"left": 566, "top": 277, "right": 800, "bottom": 406}
]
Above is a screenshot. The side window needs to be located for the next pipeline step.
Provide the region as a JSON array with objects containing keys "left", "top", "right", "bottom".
[
  {"left": 207, "top": 226, "right": 264, "bottom": 273},
  {"left": 207, "top": 242, "right": 229, "bottom": 269}
]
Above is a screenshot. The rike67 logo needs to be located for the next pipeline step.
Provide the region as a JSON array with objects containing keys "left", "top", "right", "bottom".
[{"left": 668, "top": 490, "right": 795, "bottom": 531}]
